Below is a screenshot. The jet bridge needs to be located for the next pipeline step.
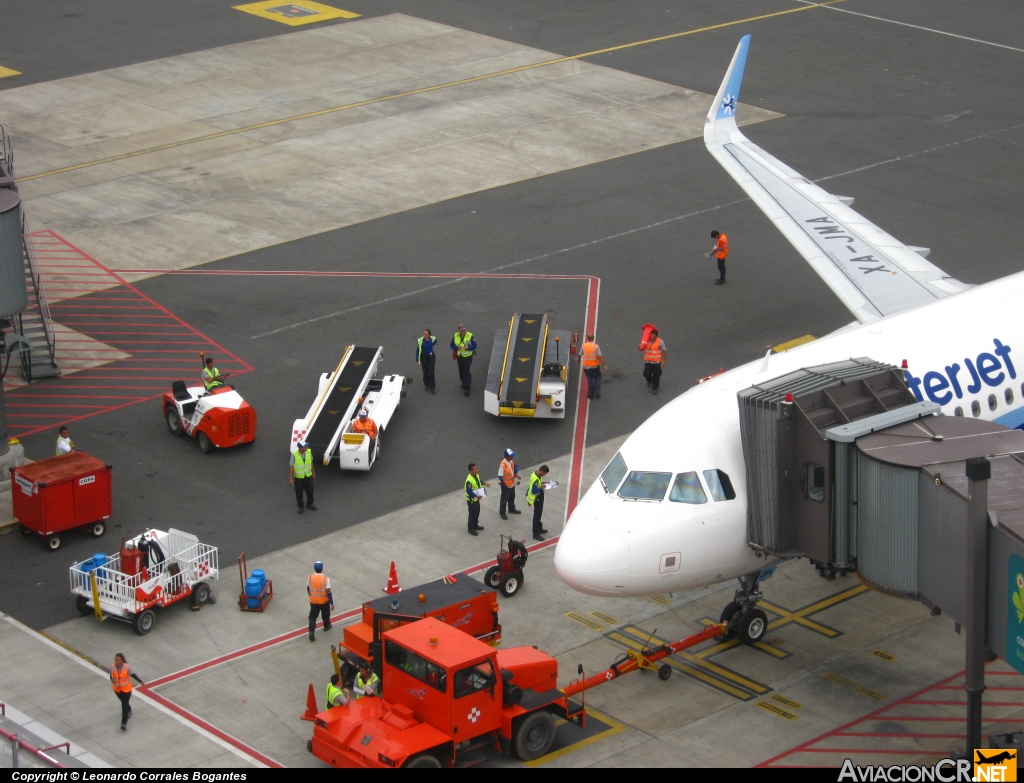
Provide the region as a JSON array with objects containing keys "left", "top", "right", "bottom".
[
  {"left": 290, "top": 346, "right": 407, "bottom": 471},
  {"left": 484, "top": 313, "right": 575, "bottom": 418}
]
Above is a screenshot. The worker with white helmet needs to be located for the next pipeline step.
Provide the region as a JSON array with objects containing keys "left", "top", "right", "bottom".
[
  {"left": 352, "top": 408, "right": 379, "bottom": 457},
  {"left": 307, "top": 561, "right": 333, "bottom": 642}
]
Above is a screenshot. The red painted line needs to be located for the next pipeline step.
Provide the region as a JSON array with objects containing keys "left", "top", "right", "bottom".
[
  {"left": 4, "top": 394, "right": 167, "bottom": 439},
  {"left": 5, "top": 403, "right": 112, "bottom": 409},
  {"left": 794, "top": 748, "right": 950, "bottom": 755},
  {"left": 110, "top": 268, "right": 602, "bottom": 282},
  {"left": 878, "top": 716, "right": 1024, "bottom": 722},
  {"left": 135, "top": 688, "right": 282, "bottom": 768},
  {"left": 835, "top": 732, "right": 965, "bottom": 739}
]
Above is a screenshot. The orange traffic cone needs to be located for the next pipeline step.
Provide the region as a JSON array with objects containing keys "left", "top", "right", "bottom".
[
  {"left": 383, "top": 561, "right": 402, "bottom": 594},
  {"left": 639, "top": 323, "right": 658, "bottom": 350},
  {"left": 300, "top": 683, "right": 318, "bottom": 721}
]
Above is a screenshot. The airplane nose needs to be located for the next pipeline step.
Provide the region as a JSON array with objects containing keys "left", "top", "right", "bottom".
[{"left": 554, "top": 514, "right": 631, "bottom": 595}]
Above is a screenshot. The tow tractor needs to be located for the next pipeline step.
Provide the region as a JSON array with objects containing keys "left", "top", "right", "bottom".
[
  {"left": 484, "top": 313, "right": 577, "bottom": 418},
  {"left": 163, "top": 369, "right": 256, "bottom": 454},
  {"left": 291, "top": 346, "right": 407, "bottom": 470},
  {"left": 70, "top": 528, "right": 218, "bottom": 635},
  {"left": 309, "top": 616, "right": 723, "bottom": 767},
  {"left": 334, "top": 572, "right": 500, "bottom": 687}
]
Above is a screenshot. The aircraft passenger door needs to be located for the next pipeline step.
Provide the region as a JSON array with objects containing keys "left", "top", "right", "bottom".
[{"left": 450, "top": 658, "right": 501, "bottom": 741}]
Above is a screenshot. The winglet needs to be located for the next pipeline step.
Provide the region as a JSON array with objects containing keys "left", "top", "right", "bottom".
[{"left": 705, "top": 34, "right": 751, "bottom": 141}]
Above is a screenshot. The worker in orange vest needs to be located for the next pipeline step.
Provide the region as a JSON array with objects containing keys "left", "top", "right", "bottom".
[
  {"left": 498, "top": 448, "right": 521, "bottom": 521},
  {"left": 579, "top": 333, "right": 609, "bottom": 400},
  {"left": 641, "top": 329, "right": 667, "bottom": 395},
  {"left": 352, "top": 408, "right": 379, "bottom": 458},
  {"left": 710, "top": 230, "right": 729, "bottom": 285},
  {"left": 110, "top": 652, "right": 144, "bottom": 731},
  {"left": 307, "top": 561, "right": 334, "bottom": 642}
]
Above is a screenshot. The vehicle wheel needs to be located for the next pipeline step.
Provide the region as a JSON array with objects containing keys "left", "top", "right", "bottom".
[
  {"left": 719, "top": 600, "right": 739, "bottom": 638},
  {"left": 340, "top": 663, "right": 357, "bottom": 688},
  {"left": 403, "top": 753, "right": 442, "bottom": 768},
  {"left": 166, "top": 410, "right": 184, "bottom": 437},
  {"left": 46, "top": 535, "right": 61, "bottom": 552},
  {"left": 197, "top": 431, "right": 213, "bottom": 454},
  {"left": 19, "top": 525, "right": 32, "bottom": 537},
  {"left": 736, "top": 608, "right": 768, "bottom": 646},
  {"left": 88, "top": 521, "right": 105, "bottom": 537},
  {"left": 499, "top": 570, "right": 523, "bottom": 597},
  {"left": 76, "top": 595, "right": 90, "bottom": 615},
  {"left": 484, "top": 566, "right": 502, "bottom": 590},
  {"left": 133, "top": 609, "right": 156, "bottom": 636},
  {"left": 658, "top": 664, "right": 672, "bottom": 681},
  {"left": 192, "top": 582, "right": 211, "bottom": 605},
  {"left": 513, "top": 710, "right": 556, "bottom": 760}
]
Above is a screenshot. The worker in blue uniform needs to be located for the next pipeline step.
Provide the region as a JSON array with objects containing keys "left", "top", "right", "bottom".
[{"left": 416, "top": 328, "right": 437, "bottom": 393}]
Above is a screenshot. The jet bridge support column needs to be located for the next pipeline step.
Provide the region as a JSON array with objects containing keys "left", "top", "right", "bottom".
[{"left": 965, "top": 457, "right": 991, "bottom": 755}]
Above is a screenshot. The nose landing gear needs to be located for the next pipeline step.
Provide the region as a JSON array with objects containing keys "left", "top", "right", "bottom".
[{"left": 719, "top": 566, "right": 777, "bottom": 646}]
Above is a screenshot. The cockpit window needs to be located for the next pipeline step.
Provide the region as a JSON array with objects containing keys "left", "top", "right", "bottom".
[
  {"left": 600, "top": 452, "right": 628, "bottom": 493},
  {"left": 703, "top": 469, "right": 736, "bottom": 501},
  {"left": 669, "top": 472, "right": 707, "bottom": 504},
  {"left": 618, "top": 472, "right": 672, "bottom": 501}
]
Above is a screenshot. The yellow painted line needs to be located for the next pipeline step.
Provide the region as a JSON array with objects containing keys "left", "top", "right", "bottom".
[
  {"left": 762, "top": 605, "right": 838, "bottom": 638},
  {"left": 820, "top": 671, "right": 855, "bottom": 688},
  {"left": 644, "top": 594, "right": 670, "bottom": 606},
  {"left": 18, "top": 1, "right": 843, "bottom": 184},
  {"left": 523, "top": 707, "right": 628, "bottom": 768},
  {"left": 591, "top": 611, "right": 618, "bottom": 625},
  {"left": 566, "top": 612, "right": 604, "bottom": 631},
  {"left": 854, "top": 685, "right": 887, "bottom": 701},
  {"left": 872, "top": 649, "right": 896, "bottom": 662},
  {"left": 608, "top": 632, "right": 752, "bottom": 700},
  {"left": 772, "top": 694, "right": 802, "bottom": 710},
  {"left": 756, "top": 700, "right": 799, "bottom": 720},
  {"left": 693, "top": 620, "right": 788, "bottom": 659},
  {"left": 772, "top": 334, "right": 817, "bottom": 352},
  {"left": 234, "top": 0, "right": 359, "bottom": 26},
  {"left": 0, "top": 66, "right": 20, "bottom": 79}
]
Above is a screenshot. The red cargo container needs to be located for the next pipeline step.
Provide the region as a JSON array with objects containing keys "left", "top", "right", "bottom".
[{"left": 12, "top": 453, "right": 112, "bottom": 552}]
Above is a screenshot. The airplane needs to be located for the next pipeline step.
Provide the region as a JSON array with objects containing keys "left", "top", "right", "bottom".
[{"left": 553, "top": 34, "right": 1023, "bottom": 646}]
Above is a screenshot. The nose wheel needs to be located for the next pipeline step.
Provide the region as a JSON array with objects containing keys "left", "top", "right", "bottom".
[{"left": 719, "top": 570, "right": 770, "bottom": 646}]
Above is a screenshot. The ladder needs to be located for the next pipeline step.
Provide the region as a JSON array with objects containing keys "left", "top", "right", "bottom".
[{"left": 0, "top": 125, "right": 59, "bottom": 382}]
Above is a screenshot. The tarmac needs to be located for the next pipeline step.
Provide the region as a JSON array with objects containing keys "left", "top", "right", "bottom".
[{"left": 2, "top": 0, "right": 1024, "bottom": 769}]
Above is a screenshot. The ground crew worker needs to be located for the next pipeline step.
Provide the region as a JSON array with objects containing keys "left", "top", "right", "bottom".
[
  {"left": 202, "top": 356, "right": 225, "bottom": 391},
  {"left": 355, "top": 663, "right": 380, "bottom": 699},
  {"left": 326, "top": 674, "right": 350, "bottom": 708},
  {"left": 56, "top": 426, "right": 76, "bottom": 456},
  {"left": 526, "top": 465, "right": 551, "bottom": 541},
  {"left": 579, "top": 333, "right": 609, "bottom": 400},
  {"left": 352, "top": 408, "right": 378, "bottom": 457},
  {"left": 110, "top": 653, "right": 144, "bottom": 731},
  {"left": 416, "top": 328, "right": 437, "bottom": 393},
  {"left": 498, "top": 448, "right": 521, "bottom": 520},
  {"left": 710, "top": 230, "right": 729, "bottom": 284},
  {"left": 307, "top": 561, "right": 333, "bottom": 641},
  {"left": 465, "top": 463, "right": 490, "bottom": 536},
  {"left": 289, "top": 441, "right": 316, "bottom": 514},
  {"left": 641, "top": 329, "right": 667, "bottom": 395},
  {"left": 451, "top": 324, "right": 477, "bottom": 396}
]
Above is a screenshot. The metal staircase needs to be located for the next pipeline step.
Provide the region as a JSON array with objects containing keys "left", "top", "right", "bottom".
[{"left": 0, "top": 125, "right": 59, "bottom": 383}]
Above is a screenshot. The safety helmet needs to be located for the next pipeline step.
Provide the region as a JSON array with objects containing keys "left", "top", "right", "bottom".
[
  {"left": 504, "top": 448, "right": 515, "bottom": 458},
  {"left": 314, "top": 561, "right": 323, "bottom": 572},
  {"left": 359, "top": 408, "right": 369, "bottom": 417}
]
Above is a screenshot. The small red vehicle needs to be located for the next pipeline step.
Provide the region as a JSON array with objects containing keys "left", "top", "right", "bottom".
[
  {"left": 162, "top": 381, "right": 256, "bottom": 454},
  {"left": 483, "top": 535, "right": 528, "bottom": 597}
]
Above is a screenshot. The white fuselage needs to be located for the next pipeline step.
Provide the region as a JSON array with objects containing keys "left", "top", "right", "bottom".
[{"left": 554, "top": 271, "right": 1024, "bottom": 596}]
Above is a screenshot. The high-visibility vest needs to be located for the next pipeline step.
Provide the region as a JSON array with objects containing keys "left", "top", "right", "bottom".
[
  {"left": 308, "top": 573, "right": 328, "bottom": 603},
  {"left": 715, "top": 233, "right": 729, "bottom": 260},
  {"left": 293, "top": 449, "right": 312, "bottom": 479},
  {"left": 326, "top": 682, "right": 346, "bottom": 707},
  {"left": 353, "top": 418, "right": 378, "bottom": 438},
  {"left": 581, "top": 342, "right": 601, "bottom": 368},
  {"left": 203, "top": 366, "right": 222, "bottom": 391},
  {"left": 466, "top": 473, "right": 483, "bottom": 502},
  {"left": 644, "top": 339, "right": 665, "bottom": 364},
  {"left": 453, "top": 331, "right": 475, "bottom": 357},
  {"left": 527, "top": 472, "right": 543, "bottom": 506},
  {"left": 499, "top": 459, "right": 517, "bottom": 488},
  {"left": 56, "top": 436, "right": 72, "bottom": 456},
  {"left": 355, "top": 671, "right": 379, "bottom": 699},
  {"left": 111, "top": 664, "right": 132, "bottom": 693},
  {"left": 416, "top": 336, "right": 436, "bottom": 362}
]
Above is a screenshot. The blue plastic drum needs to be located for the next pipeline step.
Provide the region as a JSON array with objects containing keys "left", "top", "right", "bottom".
[
  {"left": 251, "top": 570, "right": 267, "bottom": 592},
  {"left": 245, "top": 577, "right": 262, "bottom": 609}
]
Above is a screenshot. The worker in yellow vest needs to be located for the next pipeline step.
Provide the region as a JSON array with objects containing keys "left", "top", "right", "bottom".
[
  {"left": 526, "top": 465, "right": 551, "bottom": 541},
  {"left": 465, "top": 463, "right": 490, "bottom": 536},
  {"left": 579, "top": 333, "right": 609, "bottom": 400},
  {"left": 307, "top": 560, "right": 333, "bottom": 642},
  {"left": 450, "top": 324, "right": 477, "bottom": 396},
  {"left": 355, "top": 663, "right": 380, "bottom": 699},
  {"left": 202, "top": 356, "right": 226, "bottom": 391},
  {"left": 289, "top": 441, "right": 317, "bottom": 514},
  {"left": 56, "top": 426, "right": 76, "bottom": 456},
  {"left": 327, "top": 674, "right": 350, "bottom": 708},
  {"left": 641, "top": 329, "right": 667, "bottom": 395},
  {"left": 110, "top": 652, "right": 144, "bottom": 731}
]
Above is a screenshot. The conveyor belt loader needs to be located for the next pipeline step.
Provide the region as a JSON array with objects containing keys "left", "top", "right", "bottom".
[{"left": 485, "top": 313, "right": 576, "bottom": 418}]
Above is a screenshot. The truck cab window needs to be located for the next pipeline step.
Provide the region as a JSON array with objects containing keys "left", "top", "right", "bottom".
[
  {"left": 454, "top": 660, "right": 495, "bottom": 698},
  {"left": 384, "top": 641, "right": 446, "bottom": 692},
  {"left": 703, "top": 469, "right": 736, "bottom": 501},
  {"left": 601, "top": 453, "right": 628, "bottom": 493},
  {"left": 803, "top": 463, "right": 825, "bottom": 503}
]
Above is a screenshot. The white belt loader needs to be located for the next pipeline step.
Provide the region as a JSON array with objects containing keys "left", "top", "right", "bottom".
[
  {"left": 291, "top": 346, "right": 408, "bottom": 470},
  {"left": 485, "top": 313, "right": 576, "bottom": 418}
]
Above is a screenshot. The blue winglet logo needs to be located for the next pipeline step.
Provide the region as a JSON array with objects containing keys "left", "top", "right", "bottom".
[
  {"left": 721, "top": 94, "right": 737, "bottom": 116},
  {"left": 713, "top": 35, "right": 751, "bottom": 122}
]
